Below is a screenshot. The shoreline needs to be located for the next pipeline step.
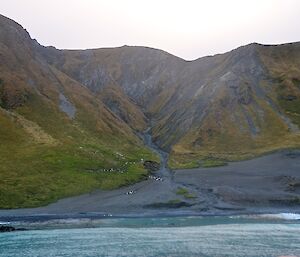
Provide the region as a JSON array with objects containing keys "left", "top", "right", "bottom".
[
  {"left": 1, "top": 133, "right": 300, "bottom": 223},
  {"left": 1, "top": 204, "right": 300, "bottom": 223},
  {"left": 1, "top": 211, "right": 299, "bottom": 233}
]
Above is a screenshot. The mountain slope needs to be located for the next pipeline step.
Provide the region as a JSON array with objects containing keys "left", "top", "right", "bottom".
[
  {"left": 41, "top": 41, "right": 300, "bottom": 168},
  {"left": 1, "top": 14, "right": 300, "bottom": 208},
  {"left": 0, "top": 15, "right": 157, "bottom": 208},
  {"left": 167, "top": 43, "right": 300, "bottom": 167}
]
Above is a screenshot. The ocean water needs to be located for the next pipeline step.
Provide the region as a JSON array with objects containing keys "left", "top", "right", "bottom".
[{"left": 1, "top": 215, "right": 300, "bottom": 257}]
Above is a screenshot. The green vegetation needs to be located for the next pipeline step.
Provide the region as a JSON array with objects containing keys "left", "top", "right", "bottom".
[
  {"left": 169, "top": 92, "right": 300, "bottom": 169},
  {"left": 0, "top": 78, "right": 4, "bottom": 108},
  {"left": 0, "top": 138, "right": 156, "bottom": 209},
  {"left": 279, "top": 99, "right": 300, "bottom": 125},
  {"left": 200, "top": 158, "right": 227, "bottom": 168},
  {"left": 292, "top": 78, "right": 300, "bottom": 88},
  {"left": 169, "top": 156, "right": 227, "bottom": 169},
  {"left": 0, "top": 91, "right": 158, "bottom": 209},
  {"left": 169, "top": 159, "right": 199, "bottom": 169},
  {"left": 169, "top": 155, "right": 228, "bottom": 170},
  {"left": 176, "top": 187, "right": 196, "bottom": 199},
  {"left": 274, "top": 76, "right": 300, "bottom": 126}
]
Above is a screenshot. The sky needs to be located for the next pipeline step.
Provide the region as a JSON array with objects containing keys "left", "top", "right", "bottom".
[{"left": 1, "top": 0, "right": 300, "bottom": 60}]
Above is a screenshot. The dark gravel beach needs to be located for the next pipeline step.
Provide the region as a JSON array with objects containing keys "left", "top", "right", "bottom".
[{"left": 1, "top": 133, "right": 300, "bottom": 220}]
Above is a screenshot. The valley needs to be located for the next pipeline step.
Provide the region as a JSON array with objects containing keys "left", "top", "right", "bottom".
[{"left": 0, "top": 13, "right": 300, "bottom": 211}]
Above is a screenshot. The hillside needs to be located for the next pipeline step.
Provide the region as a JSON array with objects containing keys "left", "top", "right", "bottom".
[
  {"left": 1, "top": 14, "right": 300, "bottom": 208},
  {"left": 41, "top": 41, "right": 300, "bottom": 168},
  {"left": 0, "top": 15, "right": 157, "bottom": 208}
]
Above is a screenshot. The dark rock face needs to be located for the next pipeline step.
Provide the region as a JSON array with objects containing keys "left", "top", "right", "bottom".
[
  {"left": 0, "top": 225, "right": 15, "bottom": 232},
  {"left": 0, "top": 225, "right": 27, "bottom": 233},
  {"left": 0, "top": 83, "right": 29, "bottom": 110},
  {"left": 143, "top": 160, "right": 160, "bottom": 173},
  {"left": 284, "top": 95, "right": 297, "bottom": 101}
]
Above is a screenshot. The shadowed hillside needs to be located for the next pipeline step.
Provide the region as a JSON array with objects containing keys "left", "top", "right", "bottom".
[{"left": 40, "top": 40, "right": 300, "bottom": 168}]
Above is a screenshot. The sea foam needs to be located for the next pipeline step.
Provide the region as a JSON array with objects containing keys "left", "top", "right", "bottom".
[{"left": 260, "top": 213, "right": 300, "bottom": 220}]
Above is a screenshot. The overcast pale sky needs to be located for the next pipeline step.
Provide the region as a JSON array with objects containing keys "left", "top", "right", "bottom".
[{"left": 2, "top": 0, "right": 300, "bottom": 60}]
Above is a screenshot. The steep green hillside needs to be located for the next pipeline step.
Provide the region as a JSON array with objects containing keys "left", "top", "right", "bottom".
[
  {"left": 0, "top": 114, "right": 156, "bottom": 208},
  {"left": 0, "top": 15, "right": 157, "bottom": 208}
]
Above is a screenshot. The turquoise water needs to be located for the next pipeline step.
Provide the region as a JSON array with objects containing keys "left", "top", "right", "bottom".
[{"left": 1, "top": 216, "right": 300, "bottom": 257}]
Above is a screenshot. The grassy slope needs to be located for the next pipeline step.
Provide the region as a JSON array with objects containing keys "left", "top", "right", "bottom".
[
  {"left": 169, "top": 45, "right": 300, "bottom": 169},
  {"left": 169, "top": 94, "right": 300, "bottom": 169},
  {"left": 0, "top": 65, "right": 158, "bottom": 209},
  {"left": 0, "top": 96, "right": 157, "bottom": 208}
]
